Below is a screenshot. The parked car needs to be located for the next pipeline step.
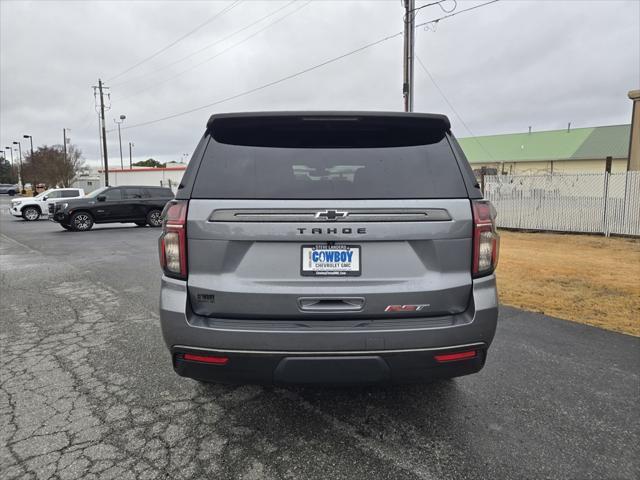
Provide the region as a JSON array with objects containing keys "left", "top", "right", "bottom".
[
  {"left": 0, "top": 183, "right": 18, "bottom": 196},
  {"left": 49, "top": 185, "right": 174, "bottom": 231},
  {"left": 158, "top": 111, "right": 500, "bottom": 385},
  {"left": 9, "top": 188, "right": 85, "bottom": 221}
]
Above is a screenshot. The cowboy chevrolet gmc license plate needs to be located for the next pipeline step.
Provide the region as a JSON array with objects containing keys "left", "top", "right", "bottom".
[{"left": 301, "top": 245, "right": 361, "bottom": 276}]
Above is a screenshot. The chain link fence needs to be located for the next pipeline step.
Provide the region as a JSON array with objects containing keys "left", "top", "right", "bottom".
[{"left": 484, "top": 171, "right": 640, "bottom": 237}]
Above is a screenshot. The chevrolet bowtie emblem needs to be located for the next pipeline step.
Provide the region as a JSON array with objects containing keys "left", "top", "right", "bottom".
[{"left": 315, "top": 210, "right": 349, "bottom": 220}]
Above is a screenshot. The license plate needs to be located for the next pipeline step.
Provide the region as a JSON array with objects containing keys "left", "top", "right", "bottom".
[{"left": 301, "top": 245, "right": 361, "bottom": 276}]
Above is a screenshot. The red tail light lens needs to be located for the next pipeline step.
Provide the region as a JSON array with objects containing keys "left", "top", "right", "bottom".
[
  {"left": 472, "top": 200, "right": 499, "bottom": 277},
  {"left": 159, "top": 200, "right": 188, "bottom": 279},
  {"left": 434, "top": 350, "right": 477, "bottom": 363}
]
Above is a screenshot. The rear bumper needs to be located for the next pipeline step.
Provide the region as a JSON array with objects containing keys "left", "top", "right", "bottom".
[
  {"left": 160, "top": 274, "right": 498, "bottom": 384},
  {"left": 173, "top": 345, "right": 487, "bottom": 385}
]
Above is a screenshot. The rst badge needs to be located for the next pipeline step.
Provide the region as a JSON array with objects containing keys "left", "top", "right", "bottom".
[{"left": 384, "top": 304, "right": 430, "bottom": 312}]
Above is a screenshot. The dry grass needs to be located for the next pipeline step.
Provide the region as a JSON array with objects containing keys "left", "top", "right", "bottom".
[{"left": 496, "top": 230, "right": 640, "bottom": 336}]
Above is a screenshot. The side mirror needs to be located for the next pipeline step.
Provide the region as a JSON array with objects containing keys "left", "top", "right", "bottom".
[
  {"left": 97, "top": 195, "right": 106, "bottom": 202},
  {"left": 42, "top": 196, "right": 48, "bottom": 201}
]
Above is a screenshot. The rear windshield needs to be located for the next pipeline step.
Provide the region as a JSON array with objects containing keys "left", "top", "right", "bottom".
[{"left": 192, "top": 118, "right": 467, "bottom": 199}]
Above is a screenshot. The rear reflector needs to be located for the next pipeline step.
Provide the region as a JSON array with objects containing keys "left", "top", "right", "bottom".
[
  {"left": 182, "top": 353, "right": 229, "bottom": 365},
  {"left": 434, "top": 350, "right": 477, "bottom": 363}
]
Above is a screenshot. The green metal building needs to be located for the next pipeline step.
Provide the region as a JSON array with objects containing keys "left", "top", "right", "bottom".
[{"left": 458, "top": 124, "right": 631, "bottom": 175}]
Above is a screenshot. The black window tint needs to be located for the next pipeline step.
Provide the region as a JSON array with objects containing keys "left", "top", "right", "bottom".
[
  {"left": 102, "top": 188, "right": 122, "bottom": 201},
  {"left": 192, "top": 139, "right": 467, "bottom": 199},
  {"left": 148, "top": 188, "right": 173, "bottom": 198},
  {"left": 61, "top": 190, "right": 79, "bottom": 197},
  {"left": 124, "top": 188, "right": 145, "bottom": 199}
]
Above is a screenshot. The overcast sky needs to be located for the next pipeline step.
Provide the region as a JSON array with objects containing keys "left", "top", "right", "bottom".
[{"left": 1, "top": 0, "right": 639, "bottom": 167}]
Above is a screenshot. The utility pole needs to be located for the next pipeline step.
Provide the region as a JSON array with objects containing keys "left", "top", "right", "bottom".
[
  {"left": 95, "top": 79, "right": 110, "bottom": 186},
  {"left": 403, "top": 0, "right": 416, "bottom": 112},
  {"left": 128, "top": 142, "right": 134, "bottom": 170},
  {"left": 63, "top": 128, "right": 68, "bottom": 165}
]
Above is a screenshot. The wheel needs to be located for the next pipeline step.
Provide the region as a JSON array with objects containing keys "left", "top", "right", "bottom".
[
  {"left": 70, "top": 212, "right": 94, "bottom": 231},
  {"left": 8, "top": 190, "right": 16, "bottom": 196},
  {"left": 22, "top": 206, "right": 40, "bottom": 221},
  {"left": 146, "top": 209, "right": 163, "bottom": 227},
  {"left": 61, "top": 224, "right": 73, "bottom": 231},
  {"left": 135, "top": 222, "right": 147, "bottom": 227}
]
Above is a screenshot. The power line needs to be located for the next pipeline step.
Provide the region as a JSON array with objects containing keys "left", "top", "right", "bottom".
[
  {"left": 117, "top": 30, "right": 404, "bottom": 132},
  {"left": 116, "top": 1, "right": 310, "bottom": 103},
  {"left": 415, "top": 55, "right": 494, "bottom": 161},
  {"left": 112, "top": 0, "right": 297, "bottom": 89},
  {"left": 107, "top": 0, "right": 243, "bottom": 82},
  {"left": 115, "top": 0, "right": 500, "bottom": 132},
  {"left": 411, "top": 0, "right": 456, "bottom": 15},
  {"left": 415, "top": 0, "right": 499, "bottom": 30}
]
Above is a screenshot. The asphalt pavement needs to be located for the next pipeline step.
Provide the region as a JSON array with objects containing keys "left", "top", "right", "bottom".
[{"left": 0, "top": 196, "right": 638, "bottom": 480}]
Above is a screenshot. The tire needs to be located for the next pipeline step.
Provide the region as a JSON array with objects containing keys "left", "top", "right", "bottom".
[
  {"left": 8, "top": 190, "right": 16, "bottom": 196},
  {"left": 70, "top": 212, "right": 94, "bottom": 231},
  {"left": 61, "top": 224, "right": 73, "bottom": 231},
  {"left": 22, "top": 206, "right": 40, "bottom": 221},
  {"left": 146, "top": 209, "right": 163, "bottom": 227},
  {"left": 135, "top": 222, "right": 147, "bottom": 227}
]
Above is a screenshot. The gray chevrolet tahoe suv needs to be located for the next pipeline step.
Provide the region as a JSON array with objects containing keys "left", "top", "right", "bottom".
[{"left": 159, "top": 112, "right": 499, "bottom": 385}]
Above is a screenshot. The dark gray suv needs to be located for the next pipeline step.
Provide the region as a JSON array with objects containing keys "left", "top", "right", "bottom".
[{"left": 159, "top": 112, "right": 499, "bottom": 385}]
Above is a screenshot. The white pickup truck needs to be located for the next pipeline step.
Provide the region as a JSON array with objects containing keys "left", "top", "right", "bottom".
[{"left": 9, "top": 188, "right": 85, "bottom": 221}]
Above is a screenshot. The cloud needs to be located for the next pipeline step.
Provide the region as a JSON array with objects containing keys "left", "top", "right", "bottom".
[{"left": 1, "top": 0, "right": 638, "bottom": 167}]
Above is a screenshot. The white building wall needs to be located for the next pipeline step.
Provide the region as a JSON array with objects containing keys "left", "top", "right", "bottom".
[{"left": 100, "top": 168, "right": 187, "bottom": 192}]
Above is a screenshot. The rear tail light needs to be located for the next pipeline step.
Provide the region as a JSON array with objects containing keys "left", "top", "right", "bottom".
[
  {"left": 434, "top": 350, "right": 477, "bottom": 363},
  {"left": 159, "top": 200, "right": 188, "bottom": 279},
  {"left": 472, "top": 200, "right": 499, "bottom": 277}
]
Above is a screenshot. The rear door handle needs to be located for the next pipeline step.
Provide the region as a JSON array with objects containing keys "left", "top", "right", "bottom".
[{"left": 298, "top": 297, "right": 365, "bottom": 312}]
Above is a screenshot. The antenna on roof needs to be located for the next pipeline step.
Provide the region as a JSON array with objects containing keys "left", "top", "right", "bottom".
[{"left": 567, "top": 122, "right": 571, "bottom": 133}]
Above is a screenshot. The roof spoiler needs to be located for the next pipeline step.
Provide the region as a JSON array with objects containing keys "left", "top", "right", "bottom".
[
  {"left": 206, "top": 112, "right": 452, "bottom": 148},
  {"left": 207, "top": 111, "right": 450, "bottom": 131}
]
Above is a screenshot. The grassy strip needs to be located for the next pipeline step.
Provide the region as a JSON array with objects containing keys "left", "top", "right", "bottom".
[{"left": 496, "top": 230, "right": 640, "bottom": 336}]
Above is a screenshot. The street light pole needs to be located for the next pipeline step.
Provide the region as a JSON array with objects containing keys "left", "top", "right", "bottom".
[
  {"left": 128, "top": 142, "right": 134, "bottom": 170},
  {"left": 4, "top": 146, "right": 16, "bottom": 185},
  {"left": 23, "top": 135, "right": 34, "bottom": 161},
  {"left": 12, "top": 141, "right": 23, "bottom": 193},
  {"left": 4, "top": 147, "right": 12, "bottom": 168},
  {"left": 115, "top": 114, "right": 126, "bottom": 170}
]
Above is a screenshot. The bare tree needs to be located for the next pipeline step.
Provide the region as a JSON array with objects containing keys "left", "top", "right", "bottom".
[
  {"left": 59, "top": 145, "right": 84, "bottom": 187},
  {"left": 22, "top": 144, "right": 85, "bottom": 188}
]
